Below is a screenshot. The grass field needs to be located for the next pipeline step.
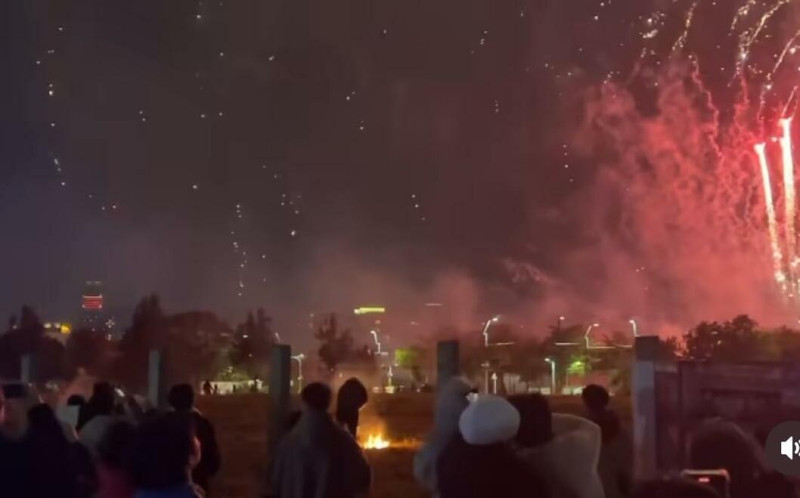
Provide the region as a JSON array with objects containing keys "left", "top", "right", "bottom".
[{"left": 196, "top": 393, "right": 631, "bottom": 498}]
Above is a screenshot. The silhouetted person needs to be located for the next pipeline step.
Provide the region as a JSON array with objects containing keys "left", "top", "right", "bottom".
[
  {"left": 510, "top": 393, "right": 603, "bottom": 498},
  {"left": 0, "top": 386, "right": 32, "bottom": 498},
  {"left": 80, "top": 382, "right": 118, "bottom": 457},
  {"left": 271, "top": 382, "right": 371, "bottom": 498},
  {"left": 335, "top": 377, "right": 368, "bottom": 438},
  {"left": 437, "top": 394, "right": 549, "bottom": 498},
  {"left": 582, "top": 384, "right": 632, "bottom": 498},
  {"left": 212, "top": 384, "right": 219, "bottom": 395},
  {"left": 633, "top": 478, "right": 720, "bottom": 498},
  {"left": 168, "top": 384, "right": 221, "bottom": 494},
  {"left": 128, "top": 412, "right": 203, "bottom": 497},
  {"left": 26, "top": 403, "right": 94, "bottom": 498},
  {"left": 96, "top": 420, "right": 136, "bottom": 498},
  {"left": 689, "top": 419, "right": 797, "bottom": 498},
  {"left": 202, "top": 381, "right": 212, "bottom": 396},
  {"left": 413, "top": 377, "right": 474, "bottom": 497}
]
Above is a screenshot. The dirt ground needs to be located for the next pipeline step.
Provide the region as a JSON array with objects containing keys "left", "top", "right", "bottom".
[{"left": 196, "top": 393, "right": 631, "bottom": 498}]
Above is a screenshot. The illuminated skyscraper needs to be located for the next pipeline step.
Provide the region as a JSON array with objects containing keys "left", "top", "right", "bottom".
[{"left": 81, "top": 281, "right": 104, "bottom": 330}]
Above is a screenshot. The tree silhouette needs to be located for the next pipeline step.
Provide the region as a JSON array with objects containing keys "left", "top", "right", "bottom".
[
  {"left": 683, "top": 315, "right": 764, "bottom": 361},
  {"left": 115, "top": 294, "right": 168, "bottom": 390},
  {"left": 66, "top": 328, "right": 111, "bottom": 377},
  {"left": 314, "top": 314, "right": 355, "bottom": 372},
  {"left": 0, "top": 305, "right": 64, "bottom": 381},
  {"left": 167, "top": 311, "right": 233, "bottom": 386},
  {"left": 229, "top": 308, "right": 274, "bottom": 379}
]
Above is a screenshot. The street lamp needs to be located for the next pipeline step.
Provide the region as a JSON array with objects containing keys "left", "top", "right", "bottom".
[
  {"left": 291, "top": 354, "right": 305, "bottom": 393},
  {"left": 274, "top": 332, "right": 281, "bottom": 343},
  {"left": 557, "top": 315, "right": 565, "bottom": 330},
  {"left": 629, "top": 319, "right": 639, "bottom": 337},
  {"left": 370, "top": 330, "right": 382, "bottom": 355},
  {"left": 482, "top": 315, "right": 500, "bottom": 347},
  {"left": 583, "top": 323, "right": 600, "bottom": 349},
  {"left": 545, "top": 358, "right": 556, "bottom": 395}
]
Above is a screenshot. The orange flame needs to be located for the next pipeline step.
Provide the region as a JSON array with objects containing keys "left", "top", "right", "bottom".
[{"left": 362, "top": 433, "right": 390, "bottom": 450}]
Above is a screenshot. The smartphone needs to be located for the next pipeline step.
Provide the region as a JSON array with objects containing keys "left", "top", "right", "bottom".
[
  {"left": 2, "top": 383, "right": 27, "bottom": 399},
  {"left": 681, "top": 469, "right": 730, "bottom": 498}
]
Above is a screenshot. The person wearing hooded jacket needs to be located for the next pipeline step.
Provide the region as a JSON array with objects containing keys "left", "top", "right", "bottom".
[
  {"left": 583, "top": 385, "right": 632, "bottom": 498},
  {"left": 412, "top": 377, "right": 473, "bottom": 496},
  {"left": 510, "top": 393, "right": 604, "bottom": 498},
  {"left": 335, "top": 378, "right": 368, "bottom": 439},
  {"left": 270, "top": 382, "right": 371, "bottom": 498},
  {"left": 436, "top": 394, "right": 549, "bottom": 498}
]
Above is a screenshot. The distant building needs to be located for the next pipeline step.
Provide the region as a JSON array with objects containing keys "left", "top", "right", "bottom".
[{"left": 81, "top": 281, "right": 105, "bottom": 331}]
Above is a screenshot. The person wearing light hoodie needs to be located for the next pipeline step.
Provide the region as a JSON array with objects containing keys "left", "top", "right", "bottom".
[
  {"left": 270, "top": 382, "right": 371, "bottom": 498},
  {"left": 436, "top": 394, "right": 549, "bottom": 498},
  {"left": 412, "top": 377, "right": 474, "bottom": 496},
  {"left": 510, "top": 393, "right": 605, "bottom": 498}
]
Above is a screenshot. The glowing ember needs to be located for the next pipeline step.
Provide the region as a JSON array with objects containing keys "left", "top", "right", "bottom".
[{"left": 362, "top": 433, "right": 390, "bottom": 450}]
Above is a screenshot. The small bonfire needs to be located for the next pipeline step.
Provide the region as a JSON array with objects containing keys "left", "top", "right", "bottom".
[
  {"left": 360, "top": 432, "right": 421, "bottom": 450},
  {"left": 362, "top": 433, "right": 391, "bottom": 450}
]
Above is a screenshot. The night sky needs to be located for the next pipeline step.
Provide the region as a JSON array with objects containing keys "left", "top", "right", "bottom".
[{"left": 7, "top": 0, "right": 770, "bottom": 340}]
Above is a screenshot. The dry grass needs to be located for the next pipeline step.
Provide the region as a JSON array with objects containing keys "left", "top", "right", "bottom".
[{"left": 196, "top": 393, "right": 631, "bottom": 498}]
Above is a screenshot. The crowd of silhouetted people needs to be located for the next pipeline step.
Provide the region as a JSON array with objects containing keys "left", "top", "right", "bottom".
[
  {"left": 2, "top": 376, "right": 799, "bottom": 498},
  {"left": 0, "top": 381, "right": 220, "bottom": 498},
  {"left": 410, "top": 380, "right": 799, "bottom": 498}
]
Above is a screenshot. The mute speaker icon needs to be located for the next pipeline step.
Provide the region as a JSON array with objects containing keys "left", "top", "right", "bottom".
[{"left": 781, "top": 437, "right": 800, "bottom": 460}]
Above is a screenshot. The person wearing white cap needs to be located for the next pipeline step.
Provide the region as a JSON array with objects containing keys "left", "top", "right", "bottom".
[{"left": 436, "top": 394, "right": 549, "bottom": 498}]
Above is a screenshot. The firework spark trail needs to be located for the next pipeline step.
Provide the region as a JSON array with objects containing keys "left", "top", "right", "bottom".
[
  {"left": 780, "top": 118, "right": 797, "bottom": 294},
  {"left": 755, "top": 142, "right": 786, "bottom": 291},
  {"left": 770, "top": 29, "right": 800, "bottom": 79},
  {"left": 732, "top": 0, "right": 757, "bottom": 31},
  {"left": 671, "top": 2, "right": 698, "bottom": 54},
  {"left": 736, "top": 0, "right": 791, "bottom": 78}
]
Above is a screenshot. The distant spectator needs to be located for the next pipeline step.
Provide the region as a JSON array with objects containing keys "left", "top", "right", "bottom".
[
  {"left": 96, "top": 420, "right": 136, "bottom": 498},
  {"left": 633, "top": 478, "right": 720, "bottom": 498},
  {"left": 413, "top": 377, "right": 473, "bottom": 497},
  {"left": 80, "top": 382, "right": 118, "bottom": 457},
  {"left": 582, "top": 384, "right": 632, "bottom": 498},
  {"left": 689, "top": 419, "right": 797, "bottom": 498},
  {"left": 335, "top": 377, "right": 368, "bottom": 438},
  {"left": 168, "top": 383, "right": 221, "bottom": 493},
  {"left": 128, "top": 412, "right": 203, "bottom": 497},
  {"left": 511, "top": 393, "right": 603, "bottom": 498},
  {"left": 212, "top": 385, "right": 219, "bottom": 395},
  {"left": 270, "top": 382, "right": 371, "bottom": 498},
  {"left": 26, "top": 403, "right": 95, "bottom": 498},
  {"left": 437, "top": 394, "right": 549, "bottom": 498},
  {"left": 202, "top": 381, "right": 212, "bottom": 396}
]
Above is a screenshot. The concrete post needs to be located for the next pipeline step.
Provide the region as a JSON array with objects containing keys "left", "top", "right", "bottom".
[
  {"left": 20, "top": 354, "right": 36, "bottom": 384},
  {"left": 633, "top": 335, "right": 659, "bottom": 480},
  {"left": 269, "top": 344, "right": 291, "bottom": 453},
  {"left": 436, "top": 340, "right": 460, "bottom": 389},
  {"left": 147, "top": 350, "right": 164, "bottom": 408}
]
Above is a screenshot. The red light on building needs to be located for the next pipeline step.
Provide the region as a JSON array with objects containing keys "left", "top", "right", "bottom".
[{"left": 82, "top": 295, "right": 103, "bottom": 310}]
